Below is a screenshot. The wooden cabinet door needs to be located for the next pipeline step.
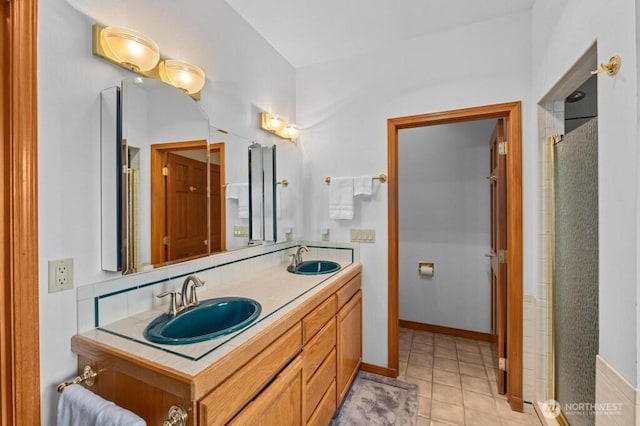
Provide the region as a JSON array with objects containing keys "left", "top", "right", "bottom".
[
  {"left": 230, "top": 356, "right": 303, "bottom": 426},
  {"left": 336, "top": 290, "right": 362, "bottom": 401}
]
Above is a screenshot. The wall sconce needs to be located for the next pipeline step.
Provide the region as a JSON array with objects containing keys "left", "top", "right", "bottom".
[
  {"left": 159, "top": 60, "right": 206, "bottom": 95},
  {"left": 260, "top": 112, "right": 298, "bottom": 142},
  {"left": 92, "top": 24, "right": 206, "bottom": 99}
]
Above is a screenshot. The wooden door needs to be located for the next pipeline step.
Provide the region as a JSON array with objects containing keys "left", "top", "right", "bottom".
[
  {"left": 489, "top": 118, "right": 507, "bottom": 394},
  {"left": 166, "top": 153, "right": 208, "bottom": 261}
]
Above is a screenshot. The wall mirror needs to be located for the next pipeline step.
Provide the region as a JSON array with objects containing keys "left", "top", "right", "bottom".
[
  {"left": 248, "top": 143, "right": 277, "bottom": 244},
  {"left": 100, "top": 77, "right": 245, "bottom": 274}
]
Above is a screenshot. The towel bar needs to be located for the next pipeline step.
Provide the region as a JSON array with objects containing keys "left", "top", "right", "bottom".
[
  {"left": 57, "top": 365, "right": 97, "bottom": 393},
  {"left": 324, "top": 173, "right": 387, "bottom": 185}
]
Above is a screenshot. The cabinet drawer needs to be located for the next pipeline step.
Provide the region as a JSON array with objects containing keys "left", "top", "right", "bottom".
[
  {"left": 336, "top": 274, "right": 361, "bottom": 309},
  {"left": 199, "top": 323, "right": 302, "bottom": 425},
  {"left": 303, "top": 317, "right": 336, "bottom": 381},
  {"left": 307, "top": 379, "right": 337, "bottom": 426},
  {"left": 305, "top": 347, "right": 336, "bottom": 421},
  {"left": 303, "top": 295, "right": 336, "bottom": 343},
  {"left": 229, "top": 356, "right": 303, "bottom": 426}
]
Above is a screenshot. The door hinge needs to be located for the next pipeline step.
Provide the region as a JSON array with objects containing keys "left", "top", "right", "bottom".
[
  {"left": 162, "top": 166, "right": 169, "bottom": 176},
  {"left": 499, "top": 357, "right": 507, "bottom": 371},
  {"left": 163, "top": 236, "right": 169, "bottom": 245},
  {"left": 498, "top": 250, "right": 507, "bottom": 264},
  {"left": 498, "top": 141, "right": 507, "bottom": 155}
]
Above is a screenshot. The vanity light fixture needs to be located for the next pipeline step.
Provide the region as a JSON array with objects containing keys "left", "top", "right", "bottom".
[
  {"left": 260, "top": 112, "right": 298, "bottom": 142},
  {"left": 92, "top": 24, "right": 206, "bottom": 99},
  {"left": 159, "top": 60, "right": 206, "bottom": 95},
  {"left": 98, "top": 26, "right": 160, "bottom": 72}
]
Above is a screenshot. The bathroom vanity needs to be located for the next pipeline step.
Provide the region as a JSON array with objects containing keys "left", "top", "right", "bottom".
[{"left": 71, "top": 263, "right": 362, "bottom": 425}]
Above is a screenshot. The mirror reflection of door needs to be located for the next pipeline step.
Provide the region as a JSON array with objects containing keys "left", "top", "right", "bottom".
[
  {"left": 150, "top": 140, "right": 225, "bottom": 267},
  {"left": 166, "top": 151, "right": 208, "bottom": 261}
]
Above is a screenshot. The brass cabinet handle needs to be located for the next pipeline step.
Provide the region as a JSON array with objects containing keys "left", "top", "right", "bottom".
[
  {"left": 189, "top": 186, "right": 197, "bottom": 192},
  {"left": 486, "top": 174, "right": 497, "bottom": 182},
  {"left": 485, "top": 252, "right": 496, "bottom": 258}
]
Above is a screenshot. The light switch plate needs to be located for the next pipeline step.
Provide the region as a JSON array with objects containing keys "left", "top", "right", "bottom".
[
  {"left": 233, "top": 225, "right": 249, "bottom": 237},
  {"left": 350, "top": 228, "right": 375, "bottom": 243}
]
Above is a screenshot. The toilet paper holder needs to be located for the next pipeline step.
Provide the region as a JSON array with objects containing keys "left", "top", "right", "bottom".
[{"left": 418, "top": 261, "right": 434, "bottom": 277}]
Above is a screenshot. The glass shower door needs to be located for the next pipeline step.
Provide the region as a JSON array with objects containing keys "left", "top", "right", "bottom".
[{"left": 553, "top": 118, "right": 599, "bottom": 425}]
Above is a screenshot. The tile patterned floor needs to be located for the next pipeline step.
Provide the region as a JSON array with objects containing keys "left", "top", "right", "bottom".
[{"left": 397, "top": 328, "right": 540, "bottom": 426}]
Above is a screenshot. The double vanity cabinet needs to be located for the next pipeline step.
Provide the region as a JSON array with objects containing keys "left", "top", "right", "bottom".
[{"left": 71, "top": 264, "right": 362, "bottom": 425}]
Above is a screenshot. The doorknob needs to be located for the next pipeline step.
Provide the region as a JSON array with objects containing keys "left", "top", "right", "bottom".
[
  {"left": 486, "top": 174, "right": 497, "bottom": 182},
  {"left": 485, "top": 252, "right": 496, "bottom": 258},
  {"left": 189, "top": 186, "right": 197, "bottom": 192}
]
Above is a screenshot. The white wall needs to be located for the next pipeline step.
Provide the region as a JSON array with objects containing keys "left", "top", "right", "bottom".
[
  {"left": 297, "top": 10, "right": 533, "bottom": 367},
  {"left": 38, "top": 0, "right": 298, "bottom": 423},
  {"left": 532, "top": 0, "right": 639, "bottom": 387},
  {"left": 398, "top": 121, "right": 494, "bottom": 333}
]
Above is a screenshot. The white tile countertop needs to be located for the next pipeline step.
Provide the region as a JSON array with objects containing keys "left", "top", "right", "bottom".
[{"left": 77, "top": 261, "right": 358, "bottom": 377}]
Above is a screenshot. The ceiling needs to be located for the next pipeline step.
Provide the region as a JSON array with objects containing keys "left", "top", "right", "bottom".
[{"left": 225, "top": 0, "right": 536, "bottom": 68}]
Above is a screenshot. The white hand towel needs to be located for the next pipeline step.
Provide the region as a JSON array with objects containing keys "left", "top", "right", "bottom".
[
  {"left": 96, "top": 403, "right": 147, "bottom": 426},
  {"left": 353, "top": 176, "right": 373, "bottom": 196},
  {"left": 226, "top": 183, "right": 249, "bottom": 219},
  {"left": 57, "top": 384, "right": 146, "bottom": 426},
  {"left": 329, "top": 177, "right": 354, "bottom": 220},
  {"left": 237, "top": 183, "right": 249, "bottom": 219}
]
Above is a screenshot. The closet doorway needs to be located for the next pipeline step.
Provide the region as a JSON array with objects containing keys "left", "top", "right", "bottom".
[{"left": 387, "top": 102, "right": 524, "bottom": 411}]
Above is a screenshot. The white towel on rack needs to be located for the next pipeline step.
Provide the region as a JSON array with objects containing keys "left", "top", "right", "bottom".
[
  {"left": 353, "top": 176, "right": 373, "bottom": 196},
  {"left": 57, "top": 384, "right": 146, "bottom": 426},
  {"left": 329, "top": 177, "right": 354, "bottom": 220},
  {"left": 226, "top": 183, "right": 249, "bottom": 219}
]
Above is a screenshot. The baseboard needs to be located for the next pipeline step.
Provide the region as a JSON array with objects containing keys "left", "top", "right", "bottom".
[
  {"left": 360, "top": 362, "right": 397, "bottom": 378},
  {"left": 399, "top": 319, "right": 493, "bottom": 342}
]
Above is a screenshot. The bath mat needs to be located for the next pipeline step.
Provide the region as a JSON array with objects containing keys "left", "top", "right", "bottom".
[{"left": 331, "top": 371, "right": 418, "bottom": 426}]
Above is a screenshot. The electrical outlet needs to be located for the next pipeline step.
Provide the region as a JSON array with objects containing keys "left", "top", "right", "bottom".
[{"left": 48, "top": 258, "right": 74, "bottom": 293}]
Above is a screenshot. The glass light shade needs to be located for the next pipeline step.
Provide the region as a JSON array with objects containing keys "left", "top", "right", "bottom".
[
  {"left": 283, "top": 124, "right": 298, "bottom": 139},
  {"left": 267, "top": 115, "right": 284, "bottom": 131},
  {"left": 100, "top": 26, "right": 160, "bottom": 72},
  {"left": 159, "top": 60, "right": 206, "bottom": 95}
]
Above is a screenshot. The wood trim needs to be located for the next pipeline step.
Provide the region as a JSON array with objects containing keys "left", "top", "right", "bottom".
[
  {"left": 399, "top": 320, "right": 493, "bottom": 342},
  {"left": 359, "top": 363, "right": 396, "bottom": 378},
  {"left": 210, "top": 142, "right": 226, "bottom": 252},
  {"left": 1, "top": 0, "right": 41, "bottom": 424},
  {"left": 387, "top": 101, "right": 523, "bottom": 411}
]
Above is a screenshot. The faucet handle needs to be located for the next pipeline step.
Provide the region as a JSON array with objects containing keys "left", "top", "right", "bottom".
[{"left": 157, "top": 291, "right": 180, "bottom": 316}]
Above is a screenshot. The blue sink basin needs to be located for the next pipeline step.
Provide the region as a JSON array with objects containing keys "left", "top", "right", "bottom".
[
  {"left": 288, "top": 260, "right": 341, "bottom": 275},
  {"left": 143, "top": 297, "right": 261, "bottom": 345}
]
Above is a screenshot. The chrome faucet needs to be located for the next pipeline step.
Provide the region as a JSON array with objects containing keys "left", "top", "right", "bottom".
[
  {"left": 180, "top": 275, "right": 205, "bottom": 309},
  {"left": 288, "top": 246, "right": 309, "bottom": 271},
  {"left": 295, "top": 246, "right": 309, "bottom": 266}
]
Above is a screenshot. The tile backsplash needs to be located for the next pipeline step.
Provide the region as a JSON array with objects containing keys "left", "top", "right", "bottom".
[{"left": 77, "top": 241, "right": 358, "bottom": 333}]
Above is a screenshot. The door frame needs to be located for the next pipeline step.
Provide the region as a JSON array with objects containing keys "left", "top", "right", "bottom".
[
  {"left": 387, "top": 101, "right": 523, "bottom": 411},
  {"left": 1, "top": 0, "right": 41, "bottom": 423}
]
